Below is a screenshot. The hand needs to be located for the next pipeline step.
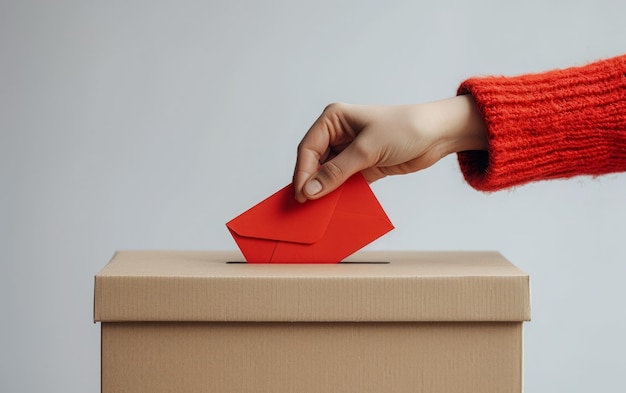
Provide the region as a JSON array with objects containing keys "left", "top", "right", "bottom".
[{"left": 293, "top": 95, "right": 488, "bottom": 202}]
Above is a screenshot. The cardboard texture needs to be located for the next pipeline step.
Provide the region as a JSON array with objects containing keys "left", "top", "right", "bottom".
[
  {"left": 226, "top": 173, "right": 394, "bottom": 263},
  {"left": 95, "top": 250, "right": 531, "bottom": 393}
]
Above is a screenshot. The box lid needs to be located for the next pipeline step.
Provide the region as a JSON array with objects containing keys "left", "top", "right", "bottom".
[{"left": 94, "top": 251, "right": 530, "bottom": 323}]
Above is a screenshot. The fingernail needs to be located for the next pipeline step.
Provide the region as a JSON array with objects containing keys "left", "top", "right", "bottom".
[{"left": 304, "top": 179, "right": 322, "bottom": 196}]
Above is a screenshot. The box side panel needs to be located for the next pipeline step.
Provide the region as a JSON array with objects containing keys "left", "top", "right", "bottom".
[{"left": 102, "top": 322, "right": 522, "bottom": 393}]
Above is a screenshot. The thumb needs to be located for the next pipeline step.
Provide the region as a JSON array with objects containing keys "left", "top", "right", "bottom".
[{"left": 302, "top": 144, "right": 367, "bottom": 200}]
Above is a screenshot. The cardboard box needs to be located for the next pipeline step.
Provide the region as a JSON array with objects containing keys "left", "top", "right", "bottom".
[{"left": 94, "top": 251, "right": 530, "bottom": 393}]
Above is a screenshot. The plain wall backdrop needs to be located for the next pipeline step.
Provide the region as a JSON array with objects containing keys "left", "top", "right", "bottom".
[{"left": 1, "top": 0, "right": 625, "bottom": 391}]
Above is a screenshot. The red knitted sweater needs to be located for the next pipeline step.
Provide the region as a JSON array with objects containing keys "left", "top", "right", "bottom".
[{"left": 457, "top": 54, "right": 626, "bottom": 191}]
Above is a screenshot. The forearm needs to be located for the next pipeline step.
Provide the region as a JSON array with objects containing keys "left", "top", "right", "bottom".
[{"left": 456, "top": 54, "right": 626, "bottom": 191}]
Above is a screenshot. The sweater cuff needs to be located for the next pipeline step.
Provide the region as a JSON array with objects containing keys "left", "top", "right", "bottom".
[{"left": 456, "top": 54, "right": 626, "bottom": 191}]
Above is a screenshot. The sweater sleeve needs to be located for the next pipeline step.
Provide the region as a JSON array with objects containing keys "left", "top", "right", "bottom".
[{"left": 456, "top": 54, "right": 626, "bottom": 191}]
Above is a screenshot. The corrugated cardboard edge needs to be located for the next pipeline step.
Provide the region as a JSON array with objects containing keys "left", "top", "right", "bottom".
[{"left": 94, "top": 250, "right": 530, "bottom": 323}]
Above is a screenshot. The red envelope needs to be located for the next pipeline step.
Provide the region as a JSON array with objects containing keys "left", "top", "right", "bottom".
[{"left": 226, "top": 173, "right": 394, "bottom": 263}]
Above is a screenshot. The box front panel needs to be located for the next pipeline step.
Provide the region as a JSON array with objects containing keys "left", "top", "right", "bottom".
[{"left": 102, "top": 322, "right": 522, "bottom": 393}]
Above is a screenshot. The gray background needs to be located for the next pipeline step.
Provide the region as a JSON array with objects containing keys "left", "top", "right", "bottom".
[{"left": 1, "top": 0, "right": 625, "bottom": 391}]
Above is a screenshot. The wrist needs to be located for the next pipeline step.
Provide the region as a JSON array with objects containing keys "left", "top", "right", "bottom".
[{"left": 419, "top": 95, "right": 488, "bottom": 157}]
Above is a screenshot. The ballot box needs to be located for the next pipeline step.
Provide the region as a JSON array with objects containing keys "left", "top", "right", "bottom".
[{"left": 94, "top": 250, "right": 530, "bottom": 393}]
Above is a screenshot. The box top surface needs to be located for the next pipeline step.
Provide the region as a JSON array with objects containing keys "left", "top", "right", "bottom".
[{"left": 94, "top": 250, "right": 530, "bottom": 322}]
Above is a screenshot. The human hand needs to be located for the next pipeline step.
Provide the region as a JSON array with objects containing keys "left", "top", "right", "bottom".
[{"left": 293, "top": 95, "right": 488, "bottom": 202}]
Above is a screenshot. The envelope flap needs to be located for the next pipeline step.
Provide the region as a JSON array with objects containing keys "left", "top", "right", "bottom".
[{"left": 226, "top": 182, "right": 342, "bottom": 244}]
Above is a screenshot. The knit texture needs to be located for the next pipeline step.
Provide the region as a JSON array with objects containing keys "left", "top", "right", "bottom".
[{"left": 457, "top": 54, "right": 626, "bottom": 191}]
